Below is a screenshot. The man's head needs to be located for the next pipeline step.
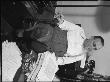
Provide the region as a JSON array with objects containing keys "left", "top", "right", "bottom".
[
  {"left": 84, "top": 36, "right": 104, "bottom": 51},
  {"left": 92, "top": 36, "right": 104, "bottom": 50}
]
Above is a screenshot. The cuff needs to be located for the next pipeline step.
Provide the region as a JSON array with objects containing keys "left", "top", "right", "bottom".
[{"left": 56, "top": 57, "right": 64, "bottom": 65}]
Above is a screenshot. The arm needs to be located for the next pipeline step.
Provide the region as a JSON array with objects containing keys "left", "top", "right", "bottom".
[
  {"left": 59, "top": 20, "right": 81, "bottom": 31},
  {"left": 55, "top": 13, "right": 80, "bottom": 31},
  {"left": 80, "top": 53, "right": 87, "bottom": 68},
  {"left": 57, "top": 53, "right": 85, "bottom": 65},
  {"left": 80, "top": 51, "right": 92, "bottom": 69}
]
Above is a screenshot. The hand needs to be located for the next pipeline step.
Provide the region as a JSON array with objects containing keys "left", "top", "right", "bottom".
[
  {"left": 77, "top": 74, "right": 84, "bottom": 79},
  {"left": 17, "top": 29, "right": 24, "bottom": 37},
  {"left": 54, "top": 12, "right": 64, "bottom": 25},
  {"left": 25, "top": 22, "right": 37, "bottom": 31}
]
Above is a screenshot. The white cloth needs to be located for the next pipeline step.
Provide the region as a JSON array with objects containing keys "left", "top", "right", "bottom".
[
  {"left": 57, "top": 20, "right": 87, "bottom": 68},
  {"left": 2, "top": 40, "right": 22, "bottom": 81}
]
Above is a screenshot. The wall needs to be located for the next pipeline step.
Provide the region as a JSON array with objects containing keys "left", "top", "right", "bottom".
[{"left": 56, "top": 1, "right": 110, "bottom": 76}]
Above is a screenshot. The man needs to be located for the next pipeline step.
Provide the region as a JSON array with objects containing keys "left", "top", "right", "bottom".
[
  {"left": 55, "top": 12, "right": 104, "bottom": 66},
  {"left": 55, "top": 13, "right": 104, "bottom": 79}
]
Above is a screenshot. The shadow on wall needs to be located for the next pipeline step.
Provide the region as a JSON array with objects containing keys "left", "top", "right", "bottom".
[{"left": 95, "top": 1, "right": 110, "bottom": 33}]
